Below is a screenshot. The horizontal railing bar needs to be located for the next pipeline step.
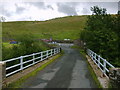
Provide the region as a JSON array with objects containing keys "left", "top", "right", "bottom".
[
  {"left": 22, "top": 54, "right": 33, "bottom": 58},
  {"left": 23, "top": 59, "right": 34, "bottom": 64},
  {"left": 34, "top": 57, "right": 41, "bottom": 60},
  {"left": 34, "top": 60, "right": 41, "bottom": 64},
  {"left": 105, "top": 67, "right": 109, "bottom": 72},
  {"left": 6, "top": 68, "right": 21, "bottom": 77},
  {"left": 42, "top": 51, "right": 47, "bottom": 53},
  {"left": 34, "top": 52, "right": 41, "bottom": 55},
  {"left": 105, "top": 61, "right": 115, "bottom": 68},
  {"left": 23, "top": 63, "right": 34, "bottom": 70},
  {"left": 5, "top": 57, "right": 20, "bottom": 63},
  {"left": 6, "top": 63, "right": 21, "bottom": 70}
]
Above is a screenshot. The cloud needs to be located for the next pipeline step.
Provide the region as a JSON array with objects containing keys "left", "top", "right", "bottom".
[
  {"left": 0, "top": 3, "right": 12, "bottom": 17},
  {"left": 47, "top": 5, "right": 54, "bottom": 10},
  {"left": 15, "top": 4, "right": 26, "bottom": 14},
  {"left": 0, "top": 2, "right": 118, "bottom": 21},
  {"left": 26, "top": 2, "right": 46, "bottom": 9},
  {"left": 81, "top": 8, "right": 90, "bottom": 14},
  {"left": 57, "top": 2, "right": 78, "bottom": 15}
]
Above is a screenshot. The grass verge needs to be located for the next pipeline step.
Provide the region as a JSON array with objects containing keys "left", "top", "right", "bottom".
[
  {"left": 86, "top": 61, "right": 103, "bottom": 88},
  {"left": 5, "top": 53, "right": 63, "bottom": 88}
]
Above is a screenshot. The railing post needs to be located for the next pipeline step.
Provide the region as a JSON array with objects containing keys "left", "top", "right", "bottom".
[
  {"left": 91, "top": 52, "right": 94, "bottom": 60},
  {"left": 54, "top": 49, "right": 56, "bottom": 55},
  {"left": 89, "top": 50, "right": 92, "bottom": 58},
  {"left": 98, "top": 55, "right": 100, "bottom": 68},
  {"left": 56, "top": 48, "right": 58, "bottom": 53},
  {"left": 94, "top": 53, "right": 96, "bottom": 63},
  {"left": 20, "top": 56, "right": 23, "bottom": 70},
  {"left": 51, "top": 49, "right": 52, "bottom": 56},
  {"left": 41, "top": 52, "right": 43, "bottom": 61},
  {"left": 46, "top": 50, "right": 48, "bottom": 58},
  {"left": 0, "top": 61, "right": 6, "bottom": 89},
  {"left": 103, "top": 59, "right": 106, "bottom": 75},
  {"left": 58, "top": 48, "right": 60, "bottom": 53},
  {"left": 33, "top": 53, "right": 35, "bottom": 65}
]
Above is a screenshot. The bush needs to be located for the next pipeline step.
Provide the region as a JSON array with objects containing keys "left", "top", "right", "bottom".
[
  {"left": 2, "top": 33, "right": 50, "bottom": 60},
  {"left": 80, "top": 6, "right": 120, "bottom": 67}
]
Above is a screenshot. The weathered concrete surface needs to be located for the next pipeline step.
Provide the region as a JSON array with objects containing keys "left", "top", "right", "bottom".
[
  {"left": 86, "top": 55, "right": 109, "bottom": 88},
  {"left": 0, "top": 61, "right": 6, "bottom": 90},
  {"left": 109, "top": 68, "right": 120, "bottom": 88},
  {"left": 21, "top": 46, "right": 97, "bottom": 88}
]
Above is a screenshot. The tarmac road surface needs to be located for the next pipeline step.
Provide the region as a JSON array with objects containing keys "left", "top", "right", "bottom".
[{"left": 21, "top": 45, "right": 97, "bottom": 88}]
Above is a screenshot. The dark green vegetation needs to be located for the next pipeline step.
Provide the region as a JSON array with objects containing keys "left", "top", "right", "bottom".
[
  {"left": 2, "top": 34, "right": 50, "bottom": 60},
  {"left": 2, "top": 16, "right": 87, "bottom": 41},
  {"left": 80, "top": 6, "right": 120, "bottom": 67}
]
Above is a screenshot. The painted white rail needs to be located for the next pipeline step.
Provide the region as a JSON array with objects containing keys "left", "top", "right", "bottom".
[
  {"left": 87, "top": 49, "right": 115, "bottom": 77},
  {"left": 4, "top": 48, "right": 61, "bottom": 77}
]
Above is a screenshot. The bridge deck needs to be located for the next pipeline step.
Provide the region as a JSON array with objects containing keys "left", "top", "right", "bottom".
[{"left": 21, "top": 45, "right": 97, "bottom": 88}]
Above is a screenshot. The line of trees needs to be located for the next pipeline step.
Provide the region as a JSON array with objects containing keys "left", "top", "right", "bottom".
[{"left": 80, "top": 6, "right": 120, "bottom": 67}]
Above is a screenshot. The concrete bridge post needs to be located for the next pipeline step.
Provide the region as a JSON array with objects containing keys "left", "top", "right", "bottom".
[
  {"left": 0, "top": 61, "right": 6, "bottom": 90},
  {"left": 109, "top": 68, "right": 120, "bottom": 88}
]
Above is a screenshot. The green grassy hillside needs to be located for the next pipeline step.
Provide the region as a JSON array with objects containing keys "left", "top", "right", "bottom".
[{"left": 2, "top": 15, "right": 87, "bottom": 41}]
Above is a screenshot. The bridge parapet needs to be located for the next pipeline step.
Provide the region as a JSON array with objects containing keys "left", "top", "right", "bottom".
[
  {"left": 87, "top": 49, "right": 120, "bottom": 88},
  {"left": 87, "top": 49, "right": 115, "bottom": 78},
  {"left": 0, "top": 47, "right": 61, "bottom": 89}
]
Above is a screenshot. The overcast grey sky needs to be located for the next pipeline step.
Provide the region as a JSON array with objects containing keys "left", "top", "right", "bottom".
[{"left": 0, "top": 0, "right": 119, "bottom": 21}]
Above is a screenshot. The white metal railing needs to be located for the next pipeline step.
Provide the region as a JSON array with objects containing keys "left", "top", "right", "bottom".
[
  {"left": 3, "top": 48, "right": 61, "bottom": 77},
  {"left": 87, "top": 49, "right": 115, "bottom": 77}
]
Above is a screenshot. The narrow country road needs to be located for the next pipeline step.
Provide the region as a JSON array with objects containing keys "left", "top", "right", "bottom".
[{"left": 21, "top": 45, "right": 97, "bottom": 88}]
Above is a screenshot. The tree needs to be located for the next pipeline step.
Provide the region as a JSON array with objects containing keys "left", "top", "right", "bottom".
[
  {"left": 0, "top": 16, "right": 6, "bottom": 22},
  {"left": 80, "top": 6, "right": 120, "bottom": 67}
]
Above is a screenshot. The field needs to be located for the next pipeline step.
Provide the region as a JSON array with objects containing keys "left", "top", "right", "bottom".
[{"left": 2, "top": 15, "right": 87, "bottom": 41}]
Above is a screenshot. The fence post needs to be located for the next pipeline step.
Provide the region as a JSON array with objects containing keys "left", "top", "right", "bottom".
[
  {"left": 54, "top": 49, "right": 56, "bottom": 55},
  {"left": 103, "top": 59, "right": 106, "bottom": 75},
  {"left": 56, "top": 48, "right": 58, "bottom": 53},
  {"left": 51, "top": 49, "right": 52, "bottom": 56},
  {"left": 91, "top": 52, "right": 94, "bottom": 61},
  {"left": 41, "top": 52, "right": 43, "bottom": 61},
  {"left": 33, "top": 53, "right": 35, "bottom": 65},
  {"left": 0, "top": 61, "right": 6, "bottom": 89},
  {"left": 46, "top": 50, "right": 48, "bottom": 58},
  {"left": 58, "top": 48, "right": 60, "bottom": 53},
  {"left": 20, "top": 56, "right": 23, "bottom": 71},
  {"left": 94, "top": 53, "right": 96, "bottom": 63},
  {"left": 98, "top": 55, "right": 100, "bottom": 68}
]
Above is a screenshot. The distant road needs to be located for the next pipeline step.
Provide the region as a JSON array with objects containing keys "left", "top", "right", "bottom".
[{"left": 21, "top": 45, "right": 97, "bottom": 88}]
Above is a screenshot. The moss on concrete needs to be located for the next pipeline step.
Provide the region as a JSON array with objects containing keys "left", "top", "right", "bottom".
[{"left": 86, "top": 61, "right": 103, "bottom": 88}]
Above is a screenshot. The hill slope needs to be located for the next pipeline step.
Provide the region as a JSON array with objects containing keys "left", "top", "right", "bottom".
[{"left": 2, "top": 15, "right": 87, "bottom": 41}]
